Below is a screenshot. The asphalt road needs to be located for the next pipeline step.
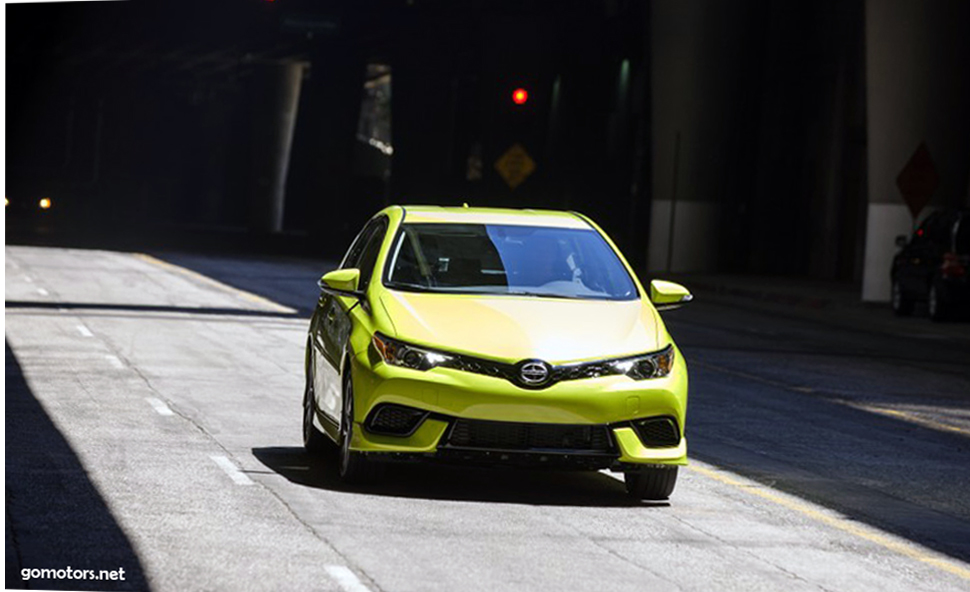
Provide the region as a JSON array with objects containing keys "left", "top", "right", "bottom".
[{"left": 5, "top": 245, "right": 970, "bottom": 592}]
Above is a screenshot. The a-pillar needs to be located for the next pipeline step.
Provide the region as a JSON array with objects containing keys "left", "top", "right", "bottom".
[
  {"left": 247, "top": 61, "right": 305, "bottom": 234},
  {"left": 861, "top": 0, "right": 970, "bottom": 301}
]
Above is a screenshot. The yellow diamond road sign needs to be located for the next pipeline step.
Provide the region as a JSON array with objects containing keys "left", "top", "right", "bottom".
[{"left": 494, "top": 144, "right": 536, "bottom": 189}]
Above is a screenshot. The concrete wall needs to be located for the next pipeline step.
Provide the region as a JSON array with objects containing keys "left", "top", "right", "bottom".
[{"left": 648, "top": 0, "right": 758, "bottom": 273}]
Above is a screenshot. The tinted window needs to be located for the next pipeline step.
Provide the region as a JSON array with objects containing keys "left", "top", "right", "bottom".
[
  {"left": 385, "top": 223, "right": 638, "bottom": 300},
  {"left": 911, "top": 212, "right": 956, "bottom": 250}
]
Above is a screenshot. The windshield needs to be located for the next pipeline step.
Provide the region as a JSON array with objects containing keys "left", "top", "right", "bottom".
[{"left": 384, "top": 223, "right": 638, "bottom": 300}]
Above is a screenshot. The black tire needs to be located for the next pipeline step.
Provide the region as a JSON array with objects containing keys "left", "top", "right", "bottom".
[
  {"left": 303, "top": 350, "right": 330, "bottom": 455},
  {"left": 338, "top": 371, "right": 382, "bottom": 484},
  {"left": 928, "top": 283, "right": 950, "bottom": 322},
  {"left": 625, "top": 466, "right": 678, "bottom": 501},
  {"left": 891, "top": 280, "right": 914, "bottom": 316}
]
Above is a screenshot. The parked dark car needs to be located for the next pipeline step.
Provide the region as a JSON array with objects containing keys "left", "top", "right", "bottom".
[{"left": 891, "top": 209, "right": 970, "bottom": 321}]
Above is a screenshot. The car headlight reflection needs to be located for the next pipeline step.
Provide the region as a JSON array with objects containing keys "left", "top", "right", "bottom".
[
  {"left": 372, "top": 333, "right": 453, "bottom": 371},
  {"left": 610, "top": 346, "right": 674, "bottom": 380}
]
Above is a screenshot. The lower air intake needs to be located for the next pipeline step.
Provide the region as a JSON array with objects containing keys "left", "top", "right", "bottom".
[
  {"left": 446, "top": 419, "right": 613, "bottom": 452},
  {"left": 366, "top": 404, "right": 428, "bottom": 436},
  {"left": 633, "top": 417, "right": 680, "bottom": 447}
]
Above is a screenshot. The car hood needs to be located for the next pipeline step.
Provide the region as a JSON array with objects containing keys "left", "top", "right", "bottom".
[{"left": 378, "top": 290, "right": 663, "bottom": 363}]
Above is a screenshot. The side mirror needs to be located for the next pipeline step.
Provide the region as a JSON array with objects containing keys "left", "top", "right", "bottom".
[
  {"left": 318, "top": 269, "right": 364, "bottom": 299},
  {"left": 650, "top": 280, "right": 693, "bottom": 311},
  {"left": 895, "top": 235, "right": 908, "bottom": 248}
]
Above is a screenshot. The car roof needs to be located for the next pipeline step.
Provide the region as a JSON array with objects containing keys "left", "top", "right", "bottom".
[{"left": 399, "top": 205, "right": 591, "bottom": 229}]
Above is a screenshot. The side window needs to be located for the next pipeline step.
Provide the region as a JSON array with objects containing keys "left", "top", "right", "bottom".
[
  {"left": 342, "top": 219, "right": 380, "bottom": 270},
  {"left": 356, "top": 218, "right": 389, "bottom": 292}
]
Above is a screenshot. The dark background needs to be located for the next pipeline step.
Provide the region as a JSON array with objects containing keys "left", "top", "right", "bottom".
[{"left": 6, "top": 0, "right": 970, "bottom": 286}]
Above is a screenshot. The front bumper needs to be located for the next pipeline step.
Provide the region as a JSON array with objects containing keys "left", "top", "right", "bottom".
[{"left": 346, "top": 345, "right": 689, "bottom": 468}]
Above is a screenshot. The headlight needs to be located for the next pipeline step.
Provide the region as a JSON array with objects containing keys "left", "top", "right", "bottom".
[
  {"left": 610, "top": 346, "right": 675, "bottom": 380},
  {"left": 372, "top": 333, "right": 453, "bottom": 371}
]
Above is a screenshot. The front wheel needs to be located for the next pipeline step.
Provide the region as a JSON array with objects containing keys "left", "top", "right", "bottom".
[
  {"left": 625, "top": 466, "right": 678, "bottom": 501},
  {"left": 339, "top": 371, "right": 381, "bottom": 484}
]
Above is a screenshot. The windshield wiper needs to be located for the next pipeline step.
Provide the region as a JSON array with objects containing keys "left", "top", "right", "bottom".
[
  {"left": 505, "top": 290, "right": 578, "bottom": 299},
  {"left": 385, "top": 282, "right": 439, "bottom": 293}
]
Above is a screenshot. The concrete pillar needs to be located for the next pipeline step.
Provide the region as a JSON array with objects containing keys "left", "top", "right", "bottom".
[
  {"left": 647, "top": 0, "right": 758, "bottom": 273},
  {"left": 861, "top": 0, "right": 970, "bottom": 301},
  {"left": 248, "top": 61, "right": 304, "bottom": 234},
  {"left": 287, "top": 44, "right": 366, "bottom": 249}
]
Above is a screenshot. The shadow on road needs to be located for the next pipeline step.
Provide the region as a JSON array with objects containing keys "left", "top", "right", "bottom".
[
  {"left": 5, "top": 299, "right": 303, "bottom": 320},
  {"left": 5, "top": 342, "right": 150, "bottom": 591},
  {"left": 252, "top": 446, "right": 666, "bottom": 508},
  {"left": 688, "top": 359, "right": 970, "bottom": 564},
  {"left": 150, "top": 251, "right": 338, "bottom": 315}
]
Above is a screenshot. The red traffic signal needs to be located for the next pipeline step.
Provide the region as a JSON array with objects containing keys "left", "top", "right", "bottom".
[{"left": 511, "top": 88, "right": 528, "bottom": 105}]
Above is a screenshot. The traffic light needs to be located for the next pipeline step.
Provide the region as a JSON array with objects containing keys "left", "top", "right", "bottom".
[{"left": 512, "top": 88, "right": 528, "bottom": 105}]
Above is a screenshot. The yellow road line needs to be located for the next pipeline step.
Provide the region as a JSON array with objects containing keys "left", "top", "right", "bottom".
[
  {"left": 689, "top": 463, "right": 970, "bottom": 581},
  {"left": 133, "top": 253, "right": 297, "bottom": 314}
]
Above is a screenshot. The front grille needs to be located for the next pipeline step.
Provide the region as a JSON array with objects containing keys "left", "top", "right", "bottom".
[
  {"left": 632, "top": 417, "right": 680, "bottom": 447},
  {"left": 552, "top": 361, "right": 616, "bottom": 382},
  {"left": 446, "top": 419, "right": 614, "bottom": 452},
  {"left": 365, "top": 404, "right": 428, "bottom": 436},
  {"left": 447, "top": 356, "right": 516, "bottom": 382}
]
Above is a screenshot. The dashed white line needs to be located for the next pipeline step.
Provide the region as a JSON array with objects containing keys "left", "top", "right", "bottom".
[
  {"left": 145, "top": 397, "right": 174, "bottom": 416},
  {"left": 76, "top": 325, "right": 94, "bottom": 337},
  {"left": 325, "top": 566, "right": 373, "bottom": 592},
  {"left": 210, "top": 455, "right": 254, "bottom": 486},
  {"left": 104, "top": 354, "right": 125, "bottom": 369},
  {"left": 23, "top": 275, "right": 33, "bottom": 283},
  {"left": 36, "top": 288, "right": 49, "bottom": 296}
]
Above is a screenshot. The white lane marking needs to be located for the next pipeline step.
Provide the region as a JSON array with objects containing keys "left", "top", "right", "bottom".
[
  {"left": 105, "top": 355, "right": 125, "bottom": 369},
  {"left": 145, "top": 397, "right": 174, "bottom": 416},
  {"left": 210, "top": 455, "right": 254, "bottom": 486},
  {"left": 76, "top": 325, "right": 94, "bottom": 337},
  {"left": 325, "top": 565, "right": 373, "bottom": 592},
  {"left": 23, "top": 275, "right": 33, "bottom": 283},
  {"left": 36, "top": 288, "right": 49, "bottom": 296}
]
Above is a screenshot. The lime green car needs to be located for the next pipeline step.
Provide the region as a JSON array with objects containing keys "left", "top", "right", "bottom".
[{"left": 303, "top": 206, "right": 692, "bottom": 500}]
